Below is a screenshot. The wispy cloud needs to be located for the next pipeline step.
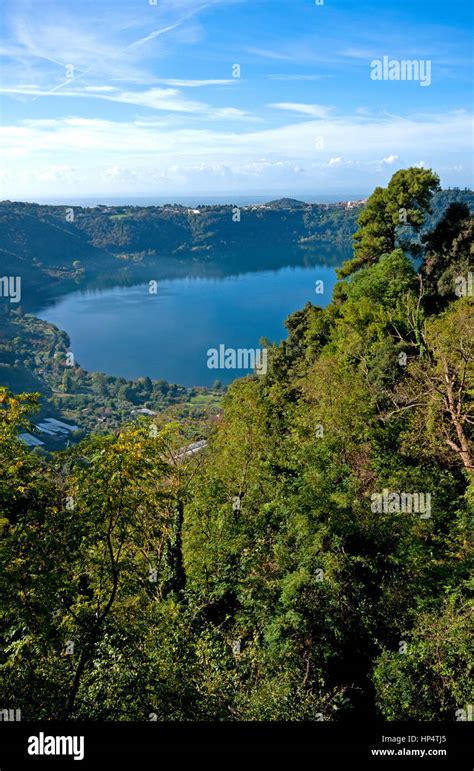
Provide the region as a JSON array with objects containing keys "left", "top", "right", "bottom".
[
  {"left": 268, "top": 74, "right": 328, "bottom": 81},
  {"left": 150, "top": 79, "right": 236, "bottom": 87},
  {"left": 244, "top": 46, "right": 294, "bottom": 61},
  {"left": 125, "top": 2, "right": 214, "bottom": 51},
  {"left": 0, "top": 84, "right": 253, "bottom": 119},
  {"left": 1, "top": 0, "right": 234, "bottom": 89},
  {"left": 1, "top": 108, "right": 469, "bottom": 172},
  {"left": 0, "top": 0, "right": 471, "bottom": 196},
  {"left": 270, "top": 103, "right": 332, "bottom": 118}
]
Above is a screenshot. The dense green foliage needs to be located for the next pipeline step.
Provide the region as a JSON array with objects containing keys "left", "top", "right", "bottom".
[
  {"left": 339, "top": 167, "right": 441, "bottom": 277},
  {"left": 0, "top": 170, "right": 472, "bottom": 721}
]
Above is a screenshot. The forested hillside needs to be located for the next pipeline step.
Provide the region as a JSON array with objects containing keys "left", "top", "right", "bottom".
[
  {"left": 0, "top": 168, "right": 472, "bottom": 721},
  {"left": 1, "top": 189, "right": 472, "bottom": 302},
  {"left": 0, "top": 198, "right": 360, "bottom": 283}
]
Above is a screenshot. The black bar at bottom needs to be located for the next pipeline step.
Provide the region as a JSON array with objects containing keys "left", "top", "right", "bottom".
[{"left": 0, "top": 721, "right": 471, "bottom": 767}]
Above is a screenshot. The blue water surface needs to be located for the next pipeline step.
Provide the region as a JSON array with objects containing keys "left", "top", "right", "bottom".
[{"left": 37, "top": 264, "right": 337, "bottom": 386}]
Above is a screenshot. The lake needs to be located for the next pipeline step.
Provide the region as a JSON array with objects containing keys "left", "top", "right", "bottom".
[{"left": 37, "top": 263, "right": 338, "bottom": 387}]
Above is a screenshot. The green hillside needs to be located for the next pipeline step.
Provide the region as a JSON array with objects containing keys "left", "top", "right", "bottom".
[{"left": 0, "top": 169, "right": 472, "bottom": 721}]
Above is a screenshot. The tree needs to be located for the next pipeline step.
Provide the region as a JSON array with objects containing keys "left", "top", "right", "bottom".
[
  {"left": 62, "top": 369, "right": 72, "bottom": 393},
  {"left": 339, "top": 167, "right": 440, "bottom": 277},
  {"left": 2, "top": 420, "right": 176, "bottom": 717},
  {"left": 389, "top": 299, "right": 473, "bottom": 471},
  {"left": 373, "top": 598, "right": 473, "bottom": 720},
  {"left": 421, "top": 203, "right": 473, "bottom": 309},
  {"left": 91, "top": 372, "right": 108, "bottom": 397}
]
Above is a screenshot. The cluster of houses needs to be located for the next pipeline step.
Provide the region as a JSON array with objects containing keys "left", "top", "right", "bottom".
[
  {"left": 87, "top": 200, "right": 367, "bottom": 218},
  {"left": 19, "top": 417, "right": 79, "bottom": 448},
  {"left": 331, "top": 199, "right": 368, "bottom": 209},
  {"left": 240, "top": 199, "right": 367, "bottom": 212}
]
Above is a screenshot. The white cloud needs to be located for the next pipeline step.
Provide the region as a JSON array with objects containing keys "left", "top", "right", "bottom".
[
  {"left": 270, "top": 103, "right": 332, "bottom": 118},
  {"left": 28, "top": 165, "right": 81, "bottom": 184},
  {"left": 82, "top": 86, "right": 117, "bottom": 92},
  {"left": 2, "top": 110, "right": 470, "bottom": 159},
  {"left": 151, "top": 79, "right": 236, "bottom": 87},
  {"left": 268, "top": 75, "right": 328, "bottom": 81},
  {"left": 338, "top": 48, "right": 379, "bottom": 60},
  {"left": 1, "top": 109, "right": 471, "bottom": 196},
  {"left": 0, "top": 84, "right": 253, "bottom": 119},
  {"left": 124, "top": 0, "right": 233, "bottom": 54},
  {"left": 102, "top": 166, "right": 138, "bottom": 183},
  {"left": 106, "top": 86, "right": 207, "bottom": 113},
  {"left": 245, "top": 46, "right": 294, "bottom": 61}
]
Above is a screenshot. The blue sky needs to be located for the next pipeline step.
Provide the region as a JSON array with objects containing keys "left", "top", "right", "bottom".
[{"left": 0, "top": 0, "right": 472, "bottom": 200}]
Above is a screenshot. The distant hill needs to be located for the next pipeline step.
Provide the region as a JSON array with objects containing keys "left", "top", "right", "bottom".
[
  {"left": 265, "top": 198, "right": 309, "bottom": 209},
  {"left": 0, "top": 198, "right": 360, "bottom": 291},
  {"left": 0, "top": 189, "right": 472, "bottom": 302}
]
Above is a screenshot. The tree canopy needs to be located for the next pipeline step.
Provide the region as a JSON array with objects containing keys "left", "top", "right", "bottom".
[
  {"left": 0, "top": 168, "right": 472, "bottom": 721},
  {"left": 339, "top": 167, "right": 441, "bottom": 277}
]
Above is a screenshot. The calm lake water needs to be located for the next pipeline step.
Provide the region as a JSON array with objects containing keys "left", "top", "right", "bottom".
[{"left": 37, "top": 263, "right": 338, "bottom": 386}]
